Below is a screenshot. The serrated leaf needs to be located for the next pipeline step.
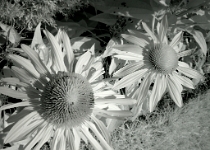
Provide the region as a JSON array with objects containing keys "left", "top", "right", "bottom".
[{"left": 90, "top": 13, "right": 117, "bottom": 25}]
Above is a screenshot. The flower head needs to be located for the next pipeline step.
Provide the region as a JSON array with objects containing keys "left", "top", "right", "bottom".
[
  {"left": 111, "top": 15, "right": 203, "bottom": 119},
  {"left": 0, "top": 28, "right": 135, "bottom": 149}
]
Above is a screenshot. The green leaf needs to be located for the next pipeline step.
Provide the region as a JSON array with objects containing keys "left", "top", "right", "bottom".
[
  {"left": 187, "top": 0, "right": 209, "bottom": 8},
  {"left": 90, "top": 13, "right": 117, "bottom": 25},
  {"left": 91, "top": 0, "right": 153, "bottom": 21},
  {"left": 71, "top": 37, "right": 101, "bottom": 52},
  {"left": 0, "top": 22, "right": 21, "bottom": 44},
  {"left": 187, "top": 29, "right": 207, "bottom": 55}
]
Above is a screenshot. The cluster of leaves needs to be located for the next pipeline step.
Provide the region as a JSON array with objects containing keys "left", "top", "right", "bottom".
[{"left": 0, "top": 0, "right": 89, "bottom": 30}]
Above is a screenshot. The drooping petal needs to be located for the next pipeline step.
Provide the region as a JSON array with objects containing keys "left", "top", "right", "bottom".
[
  {"left": 142, "top": 22, "right": 157, "bottom": 43},
  {"left": 72, "top": 128, "right": 81, "bottom": 150},
  {"left": 158, "top": 16, "right": 168, "bottom": 43},
  {"left": 7, "top": 54, "right": 40, "bottom": 79},
  {"left": 114, "top": 54, "right": 142, "bottom": 61},
  {"left": 33, "top": 124, "right": 53, "bottom": 150},
  {"left": 21, "top": 44, "right": 51, "bottom": 78},
  {"left": 113, "top": 69, "right": 148, "bottom": 90},
  {"left": 172, "top": 72, "right": 194, "bottom": 89},
  {"left": 113, "top": 61, "right": 144, "bottom": 77},
  {"left": 112, "top": 44, "right": 143, "bottom": 55},
  {"left": 94, "top": 90, "right": 117, "bottom": 98},
  {"left": 127, "top": 29, "right": 150, "bottom": 44},
  {"left": 11, "top": 66, "right": 36, "bottom": 85},
  {"left": 88, "top": 68, "right": 104, "bottom": 83},
  {"left": 24, "top": 122, "right": 48, "bottom": 150},
  {"left": 12, "top": 119, "right": 44, "bottom": 145},
  {"left": 177, "top": 49, "right": 194, "bottom": 58},
  {"left": 0, "top": 101, "right": 31, "bottom": 111},
  {"left": 121, "top": 34, "right": 148, "bottom": 47},
  {"left": 178, "top": 61, "right": 190, "bottom": 68},
  {"left": 1, "top": 77, "right": 28, "bottom": 87},
  {"left": 80, "top": 125, "right": 103, "bottom": 150},
  {"left": 96, "top": 98, "right": 136, "bottom": 105},
  {"left": 149, "top": 74, "right": 167, "bottom": 112},
  {"left": 51, "top": 129, "right": 63, "bottom": 150},
  {"left": 91, "top": 115, "right": 110, "bottom": 143},
  {"left": 75, "top": 45, "right": 95, "bottom": 74},
  {"left": 132, "top": 72, "right": 155, "bottom": 120},
  {"left": 57, "top": 131, "right": 66, "bottom": 150},
  {"left": 44, "top": 30, "right": 67, "bottom": 72},
  {"left": 31, "top": 23, "right": 43, "bottom": 49},
  {"left": 85, "top": 121, "right": 113, "bottom": 150},
  {"left": 177, "top": 66, "right": 203, "bottom": 79},
  {"left": 0, "top": 87, "right": 29, "bottom": 99},
  {"left": 7, "top": 107, "right": 33, "bottom": 123},
  {"left": 61, "top": 30, "right": 74, "bottom": 72},
  {"left": 5, "top": 111, "right": 39, "bottom": 143},
  {"left": 11, "top": 66, "right": 44, "bottom": 90},
  {"left": 64, "top": 129, "right": 74, "bottom": 150},
  {"left": 95, "top": 109, "right": 132, "bottom": 118},
  {"left": 170, "top": 31, "right": 183, "bottom": 49},
  {"left": 167, "top": 75, "right": 183, "bottom": 107}
]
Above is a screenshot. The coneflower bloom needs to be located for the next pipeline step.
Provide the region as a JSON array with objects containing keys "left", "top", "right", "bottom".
[
  {"left": 0, "top": 29, "right": 135, "bottom": 150},
  {"left": 111, "top": 16, "right": 203, "bottom": 119}
]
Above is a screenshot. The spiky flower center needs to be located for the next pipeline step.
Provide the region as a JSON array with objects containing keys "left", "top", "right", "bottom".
[
  {"left": 148, "top": 44, "right": 178, "bottom": 74},
  {"left": 41, "top": 71, "right": 94, "bottom": 127}
]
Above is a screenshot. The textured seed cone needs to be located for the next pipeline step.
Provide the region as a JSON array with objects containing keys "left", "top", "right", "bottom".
[
  {"left": 41, "top": 71, "right": 94, "bottom": 127},
  {"left": 148, "top": 44, "right": 178, "bottom": 74}
]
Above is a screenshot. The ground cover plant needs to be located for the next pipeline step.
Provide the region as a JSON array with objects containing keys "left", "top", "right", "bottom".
[{"left": 0, "top": 0, "right": 210, "bottom": 149}]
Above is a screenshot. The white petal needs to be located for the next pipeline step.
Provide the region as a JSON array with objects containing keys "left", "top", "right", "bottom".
[
  {"left": 33, "top": 124, "right": 53, "bottom": 150},
  {"left": 167, "top": 75, "right": 183, "bottom": 107},
  {"left": 5, "top": 111, "right": 39, "bottom": 143},
  {"left": 121, "top": 34, "right": 148, "bottom": 47},
  {"left": 178, "top": 61, "right": 190, "bottom": 68},
  {"left": 170, "top": 31, "right": 183, "bottom": 49},
  {"left": 75, "top": 45, "right": 95, "bottom": 74},
  {"left": 149, "top": 74, "right": 167, "bottom": 112},
  {"left": 113, "top": 61, "right": 144, "bottom": 77},
  {"left": 44, "top": 30, "right": 67, "bottom": 72},
  {"left": 0, "top": 87, "right": 29, "bottom": 100},
  {"left": 21, "top": 44, "right": 51, "bottom": 78},
  {"left": 80, "top": 125, "right": 103, "bottom": 150},
  {"left": 91, "top": 115, "right": 110, "bottom": 143},
  {"left": 158, "top": 16, "right": 168, "bottom": 43},
  {"left": 96, "top": 98, "right": 136, "bottom": 105},
  {"left": 114, "top": 54, "right": 142, "bottom": 61},
  {"left": 177, "top": 66, "right": 204, "bottom": 79},
  {"left": 172, "top": 72, "right": 194, "bottom": 89},
  {"left": 127, "top": 29, "right": 150, "bottom": 44},
  {"left": 142, "top": 22, "right": 157, "bottom": 43},
  {"left": 61, "top": 31, "right": 74, "bottom": 72},
  {"left": 72, "top": 128, "right": 81, "bottom": 150},
  {"left": 112, "top": 44, "right": 143, "bottom": 55},
  {"left": 86, "top": 121, "right": 113, "bottom": 150},
  {"left": 7, "top": 54, "right": 40, "bottom": 79},
  {"left": 113, "top": 69, "right": 148, "bottom": 90}
]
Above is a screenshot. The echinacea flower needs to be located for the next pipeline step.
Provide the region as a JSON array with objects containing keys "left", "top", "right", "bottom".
[
  {"left": 111, "top": 15, "right": 203, "bottom": 119},
  {"left": 0, "top": 28, "right": 135, "bottom": 150}
]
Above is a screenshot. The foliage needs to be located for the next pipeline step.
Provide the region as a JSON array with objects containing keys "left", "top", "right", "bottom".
[
  {"left": 0, "top": 0, "right": 210, "bottom": 149},
  {"left": 0, "top": 0, "right": 89, "bottom": 30}
]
